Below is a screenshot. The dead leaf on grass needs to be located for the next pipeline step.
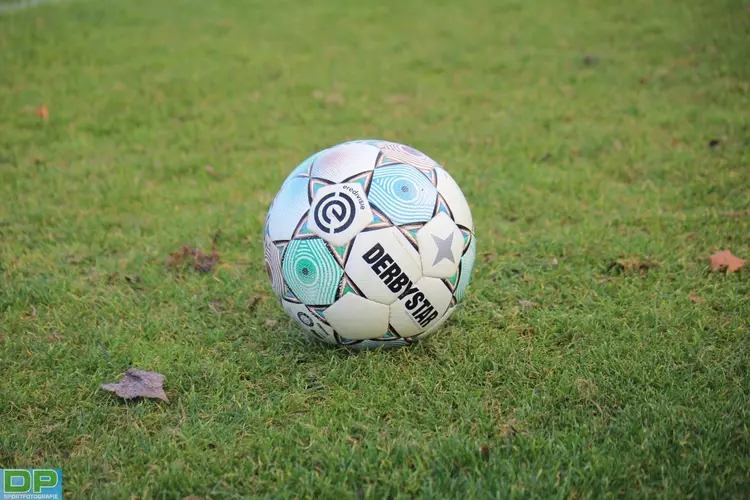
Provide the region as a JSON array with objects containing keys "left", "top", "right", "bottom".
[
  {"left": 709, "top": 250, "right": 745, "bottom": 273},
  {"left": 101, "top": 368, "right": 169, "bottom": 403},
  {"left": 166, "top": 247, "right": 219, "bottom": 273},
  {"left": 35, "top": 104, "right": 48, "bottom": 120},
  {"left": 167, "top": 231, "right": 221, "bottom": 274},
  {"left": 689, "top": 294, "right": 703, "bottom": 304}
]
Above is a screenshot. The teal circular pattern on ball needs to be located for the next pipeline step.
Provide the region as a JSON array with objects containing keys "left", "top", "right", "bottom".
[
  {"left": 282, "top": 238, "right": 342, "bottom": 306},
  {"left": 367, "top": 164, "right": 438, "bottom": 225}
]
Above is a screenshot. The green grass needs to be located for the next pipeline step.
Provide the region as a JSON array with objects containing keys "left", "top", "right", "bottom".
[{"left": 1, "top": 0, "right": 749, "bottom": 497}]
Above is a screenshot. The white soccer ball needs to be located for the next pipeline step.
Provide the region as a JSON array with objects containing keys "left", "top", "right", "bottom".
[{"left": 263, "top": 140, "right": 476, "bottom": 349}]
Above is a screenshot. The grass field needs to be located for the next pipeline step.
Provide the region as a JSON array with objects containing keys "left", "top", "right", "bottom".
[{"left": 1, "top": 0, "right": 749, "bottom": 497}]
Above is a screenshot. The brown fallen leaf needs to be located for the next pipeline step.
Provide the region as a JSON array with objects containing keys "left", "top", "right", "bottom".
[
  {"left": 709, "top": 250, "right": 745, "bottom": 273},
  {"left": 689, "top": 295, "right": 703, "bottom": 304},
  {"left": 35, "top": 104, "right": 48, "bottom": 120},
  {"left": 167, "top": 246, "right": 219, "bottom": 273},
  {"left": 101, "top": 368, "right": 169, "bottom": 403}
]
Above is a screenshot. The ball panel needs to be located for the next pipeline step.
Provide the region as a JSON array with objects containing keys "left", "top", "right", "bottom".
[
  {"left": 416, "top": 212, "right": 463, "bottom": 278},
  {"left": 309, "top": 143, "right": 380, "bottom": 183},
  {"left": 367, "top": 164, "right": 438, "bottom": 225},
  {"left": 280, "top": 151, "right": 317, "bottom": 189},
  {"left": 264, "top": 235, "right": 284, "bottom": 301},
  {"left": 374, "top": 141, "right": 440, "bottom": 170},
  {"left": 435, "top": 166, "right": 473, "bottom": 232},
  {"left": 267, "top": 176, "right": 311, "bottom": 242},
  {"left": 345, "top": 227, "right": 422, "bottom": 305},
  {"left": 340, "top": 139, "right": 382, "bottom": 148},
  {"left": 307, "top": 182, "right": 374, "bottom": 247},
  {"left": 324, "top": 293, "right": 389, "bottom": 340},
  {"left": 281, "top": 238, "right": 343, "bottom": 306},
  {"left": 388, "top": 275, "right": 453, "bottom": 337},
  {"left": 455, "top": 234, "right": 476, "bottom": 302},
  {"left": 282, "top": 299, "right": 337, "bottom": 345}
]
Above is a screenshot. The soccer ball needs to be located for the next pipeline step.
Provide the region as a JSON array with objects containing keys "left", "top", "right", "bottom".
[{"left": 263, "top": 140, "right": 476, "bottom": 349}]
